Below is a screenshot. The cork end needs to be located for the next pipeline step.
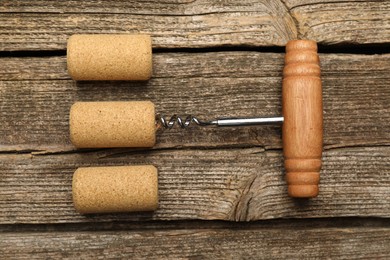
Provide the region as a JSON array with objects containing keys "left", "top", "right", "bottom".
[
  {"left": 69, "top": 101, "right": 157, "bottom": 148},
  {"left": 72, "top": 165, "right": 158, "bottom": 214},
  {"left": 67, "top": 34, "right": 152, "bottom": 81}
]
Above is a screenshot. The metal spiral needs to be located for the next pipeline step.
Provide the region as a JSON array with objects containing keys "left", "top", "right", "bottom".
[
  {"left": 156, "top": 114, "right": 284, "bottom": 129},
  {"left": 156, "top": 114, "right": 211, "bottom": 129}
]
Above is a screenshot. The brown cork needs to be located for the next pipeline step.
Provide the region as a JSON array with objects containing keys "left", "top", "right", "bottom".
[
  {"left": 70, "top": 101, "right": 156, "bottom": 148},
  {"left": 72, "top": 165, "right": 158, "bottom": 214},
  {"left": 67, "top": 34, "right": 152, "bottom": 80}
]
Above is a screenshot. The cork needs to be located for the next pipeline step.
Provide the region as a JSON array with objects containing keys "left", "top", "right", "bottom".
[
  {"left": 67, "top": 34, "right": 152, "bottom": 80},
  {"left": 70, "top": 101, "right": 156, "bottom": 148},
  {"left": 72, "top": 165, "right": 158, "bottom": 214}
]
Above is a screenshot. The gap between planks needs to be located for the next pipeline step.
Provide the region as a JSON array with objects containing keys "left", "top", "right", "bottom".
[{"left": 1, "top": 217, "right": 390, "bottom": 232}]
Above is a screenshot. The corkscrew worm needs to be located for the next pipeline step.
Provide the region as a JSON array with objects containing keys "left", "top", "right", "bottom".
[{"left": 156, "top": 114, "right": 284, "bottom": 129}]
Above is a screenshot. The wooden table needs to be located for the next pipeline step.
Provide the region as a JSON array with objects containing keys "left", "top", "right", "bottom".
[{"left": 1, "top": 1, "right": 389, "bottom": 258}]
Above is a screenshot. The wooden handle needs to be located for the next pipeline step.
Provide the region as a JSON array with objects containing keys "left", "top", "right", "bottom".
[{"left": 282, "top": 40, "right": 323, "bottom": 198}]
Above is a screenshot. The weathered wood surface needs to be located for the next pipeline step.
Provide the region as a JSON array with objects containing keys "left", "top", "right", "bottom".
[
  {"left": 1, "top": 51, "right": 389, "bottom": 223},
  {"left": 1, "top": 0, "right": 389, "bottom": 50},
  {"left": 1, "top": 224, "right": 390, "bottom": 259},
  {"left": 0, "top": 53, "right": 389, "bottom": 152},
  {"left": 1, "top": 1, "right": 390, "bottom": 258},
  {"left": 285, "top": 0, "right": 390, "bottom": 45},
  {"left": 1, "top": 146, "right": 389, "bottom": 223}
]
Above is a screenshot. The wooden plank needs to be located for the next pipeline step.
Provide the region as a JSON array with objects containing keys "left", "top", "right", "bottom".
[
  {"left": 0, "top": 53, "right": 389, "bottom": 152},
  {"left": 1, "top": 225, "right": 390, "bottom": 259},
  {"left": 0, "top": 146, "right": 389, "bottom": 224},
  {"left": 0, "top": 1, "right": 296, "bottom": 51},
  {"left": 1, "top": 1, "right": 389, "bottom": 50}
]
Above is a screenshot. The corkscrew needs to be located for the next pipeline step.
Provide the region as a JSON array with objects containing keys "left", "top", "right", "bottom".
[
  {"left": 69, "top": 40, "right": 323, "bottom": 199},
  {"left": 156, "top": 114, "right": 284, "bottom": 129}
]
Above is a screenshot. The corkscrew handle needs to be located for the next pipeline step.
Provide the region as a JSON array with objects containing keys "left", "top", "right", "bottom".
[{"left": 283, "top": 40, "right": 323, "bottom": 198}]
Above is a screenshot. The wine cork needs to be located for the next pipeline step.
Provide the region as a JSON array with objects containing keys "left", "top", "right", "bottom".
[
  {"left": 67, "top": 34, "right": 152, "bottom": 80},
  {"left": 72, "top": 165, "right": 158, "bottom": 214},
  {"left": 70, "top": 101, "right": 156, "bottom": 148}
]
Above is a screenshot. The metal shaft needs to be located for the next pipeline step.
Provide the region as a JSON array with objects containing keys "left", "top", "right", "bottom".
[{"left": 209, "top": 117, "right": 284, "bottom": 127}]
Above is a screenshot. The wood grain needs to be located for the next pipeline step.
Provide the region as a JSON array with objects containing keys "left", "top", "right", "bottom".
[
  {"left": 0, "top": 52, "right": 389, "bottom": 152},
  {"left": 0, "top": 146, "right": 389, "bottom": 224},
  {"left": 285, "top": 0, "right": 390, "bottom": 44},
  {"left": 1, "top": 225, "right": 390, "bottom": 259},
  {"left": 0, "top": 0, "right": 296, "bottom": 51},
  {"left": 0, "top": 1, "right": 388, "bottom": 51}
]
